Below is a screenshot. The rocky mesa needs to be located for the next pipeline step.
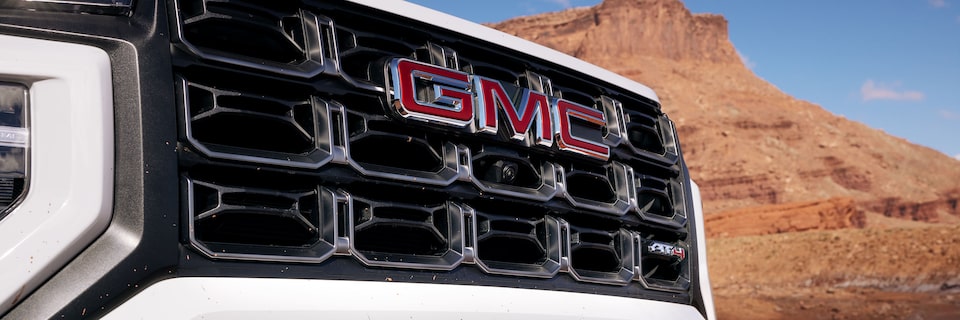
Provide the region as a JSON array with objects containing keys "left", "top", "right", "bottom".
[{"left": 489, "top": 0, "right": 960, "bottom": 224}]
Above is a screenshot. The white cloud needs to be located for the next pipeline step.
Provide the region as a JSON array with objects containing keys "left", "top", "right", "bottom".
[
  {"left": 955, "top": 154, "right": 960, "bottom": 161},
  {"left": 941, "top": 110, "right": 960, "bottom": 120},
  {"left": 737, "top": 49, "right": 756, "bottom": 70},
  {"left": 860, "top": 79, "right": 925, "bottom": 102},
  {"left": 930, "top": 0, "right": 948, "bottom": 8}
]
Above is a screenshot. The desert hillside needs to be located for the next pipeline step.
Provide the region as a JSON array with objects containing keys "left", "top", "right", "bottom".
[
  {"left": 490, "top": 0, "right": 960, "bottom": 222},
  {"left": 490, "top": 0, "right": 960, "bottom": 318}
]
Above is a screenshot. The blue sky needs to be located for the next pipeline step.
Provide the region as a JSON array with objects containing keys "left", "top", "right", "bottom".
[{"left": 409, "top": 0, "right": 960, "bottom": 160}]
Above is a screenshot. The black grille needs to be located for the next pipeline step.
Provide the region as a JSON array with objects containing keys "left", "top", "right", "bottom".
[
  {"left": 469, "top": 203, "right": 561, "bottom": 277},
  {"left": 174, "top": 0, "right": 331, "bottom": 77},
  {"left": 350, "top": 194, "right": 465, "bottom": 270},
  {"left": 174, "top": 0, "right": 691, "bottom": 293},
  {"left": 177, "top": 76, "right": 335, "bottom": 168},
  {"left": 566, "top": 221, "right": 634, "bottom": 285},
  {"left": 343, "top": 110, "right": 461, "bottom": 184},
  {"left": 186, "top": 178, "right": 339, "bottom": 262}
]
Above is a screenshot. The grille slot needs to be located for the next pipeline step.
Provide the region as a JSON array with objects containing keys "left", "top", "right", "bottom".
[
  {"left": 187, "top": 178, "right": 339, "bottom": 262},
  {"left": 351, "top": 134, "right": 440, "bottom": 171},
  {"left": 336, "top": 27, "right": 417, "bottom": 85},
  {"left": 468, "top": 146, "right": 558, "bottom": 201},
  {"left": 349, "top": 195, "right": 465, "bottom": 270},
  {"left": 567, "top": 170, "right": 616, "bottom": 203},
  {"left": 344, "top": 112, "right": 461, "bottom": 185},
  {"left": 634, "top": 174, "right": 687, "bottom": 227},
  {"left": 621, "top": 106, "right": 680, "bottom": 167},
  {"left": 479, "top": 218, "right": 542, "bottom": 263},
  {"left": 562, "top": 162, "right": 632, "bottom": 215},
  {"left": 565, "top": 221, "right": 634, "bottom": 285},
  {"left": 179, "top": 78, "right": 334, "bottom": 168},
  {"left": 637, "top": 193, "right": 670, "bottom": 216},
  {"left": 353, "top": 203, "right": 446, "bottom": 255},
  {"left": 471, "top": 205, "right": 561, "bottom": 278},
  {"left": 636, "top": 236, "right": 690, "bottom": 292},
  {"left": 174, "top": 0, "right": 329, "bottom": 77},
  {"left": 626, "top": 114, "right": 665, "bottom": 155},
  {"left": 185, "top": 5, "right": 302, "bottom": 63}
]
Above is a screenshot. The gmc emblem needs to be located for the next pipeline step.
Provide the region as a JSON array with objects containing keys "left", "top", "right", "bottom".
[{"left": 388, "top": 58, "right": 610, "bottom": 160}]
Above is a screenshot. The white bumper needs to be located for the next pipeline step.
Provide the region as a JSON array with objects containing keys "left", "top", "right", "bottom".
[{"left": 104, "top": 278, "right": 705, "bottom": 320}]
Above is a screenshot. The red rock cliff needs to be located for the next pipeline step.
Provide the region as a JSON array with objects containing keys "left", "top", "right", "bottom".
[{"left": 490, "top": 0, "right": 960, "bottom": 225}]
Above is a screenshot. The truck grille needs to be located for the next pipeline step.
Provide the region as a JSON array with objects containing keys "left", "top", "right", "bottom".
[{"left": 174, "top": 0, "right": 691, "bottom": 293}]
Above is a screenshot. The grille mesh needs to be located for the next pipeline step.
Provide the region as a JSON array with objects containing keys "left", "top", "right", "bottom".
[{"left": 174, "top": 0, "right": 691, "bottom": 293}]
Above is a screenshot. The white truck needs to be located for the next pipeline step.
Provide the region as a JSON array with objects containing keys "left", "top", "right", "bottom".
[{"left": 0, "top": 0, "right": 714, "bottom": 318}]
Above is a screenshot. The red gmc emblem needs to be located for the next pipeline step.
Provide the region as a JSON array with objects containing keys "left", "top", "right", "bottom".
[{"left": 388, "top": 58, "right": 610, "bottom": 160}]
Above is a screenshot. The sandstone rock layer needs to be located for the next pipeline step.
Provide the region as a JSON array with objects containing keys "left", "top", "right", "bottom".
[{"left": 489, "top": 0, "right": 960, "bottom": 222}]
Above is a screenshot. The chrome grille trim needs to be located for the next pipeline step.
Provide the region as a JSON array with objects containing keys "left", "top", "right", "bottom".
[
  {"left": 341, "top": 113, "right": 464, "bottom": 185},
  {"left": 348, "top": 196, "right": 466, "bottom": 270},
  {"left": 468, "top": 208, "right": 562, "bottom": 278},
  {"left": 562, "top": 221, "right": 635, "bottom": 286},
  {"left": 633, "top": 172, "right": 688, "bottom": 227},
  {"left": 186, "top": 176, "right": 688, "bottom": 288},
  {"left": 185, "top": 178, "right": 342, "bottom": 263},
  {"left": 172, "top": 0, "right": 334, "bottom": 77},
  {"left": 560, "top": 161, "right": 633, "bottom": 215},
  {"left": 178, "top": 77, "right": 336, "bottom": 169}
]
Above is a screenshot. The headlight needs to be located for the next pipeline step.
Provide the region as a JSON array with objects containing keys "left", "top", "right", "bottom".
[{"left": 0, "top": 82, "right": 28, "bottom": 220}]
